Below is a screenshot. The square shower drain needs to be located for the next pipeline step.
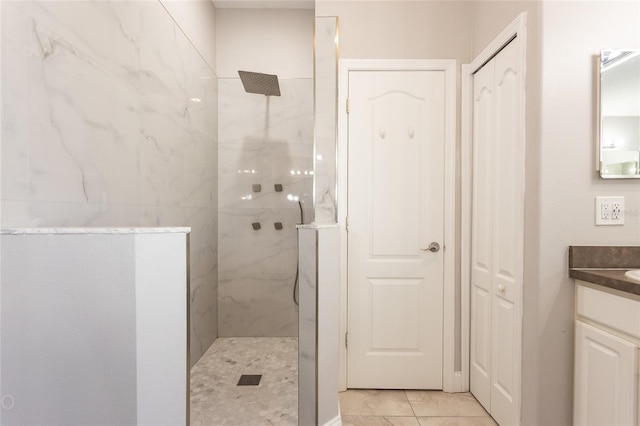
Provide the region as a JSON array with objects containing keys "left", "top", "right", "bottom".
[{"left": 237, "top": 374, "right": 262, "bottom": 386}]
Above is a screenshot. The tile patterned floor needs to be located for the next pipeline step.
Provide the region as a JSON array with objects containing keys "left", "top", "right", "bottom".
[
  {"left": 339, "top": 390, "right": 497, "bottom": 426},
  {"left": 190, "top": 337, "right": 496, "bottom": 426},
  {"left": 190, "top": 337, "right": 298, "bottom": 426}
]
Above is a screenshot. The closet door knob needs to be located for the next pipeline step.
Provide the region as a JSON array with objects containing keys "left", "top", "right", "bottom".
[{"left": 498, "top": 284, "right": 506, "bottom": 293}]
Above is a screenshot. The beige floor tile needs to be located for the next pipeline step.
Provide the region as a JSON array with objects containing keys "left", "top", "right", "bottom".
[
  {"left": 342, "top": 415, "right": 421, "bottom": 426},
  {"left": 418, "top": 417, "right": 498, "bottom": 426},
  {"left": 339, "top": 390, "right": 415, "bottom": 416},
  {"left": 405, "top": 392, "right": 488, "bottom": 417}
]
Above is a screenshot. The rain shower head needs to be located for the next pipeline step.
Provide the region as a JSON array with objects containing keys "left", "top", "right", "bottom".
[{"left": 238, "top": 70, "right": 281, "bottom": 96}]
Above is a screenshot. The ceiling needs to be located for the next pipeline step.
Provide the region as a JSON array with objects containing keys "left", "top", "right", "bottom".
[{"left": 212, "top": 0, "right": 314, "bottom": 9}]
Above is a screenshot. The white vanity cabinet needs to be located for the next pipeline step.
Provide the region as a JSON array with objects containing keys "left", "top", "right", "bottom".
[{"left": 574, "top": 283, "right": 640, "bottom": 426}]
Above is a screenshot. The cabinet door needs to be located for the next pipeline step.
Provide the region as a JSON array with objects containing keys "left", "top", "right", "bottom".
[{"left": 574, "top": 321, "right": 638, "bottom": 426}]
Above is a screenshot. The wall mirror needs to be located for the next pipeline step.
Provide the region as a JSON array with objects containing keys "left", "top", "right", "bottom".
[{"left": 599, "top": 49, "right": 640, "bottom": 178}]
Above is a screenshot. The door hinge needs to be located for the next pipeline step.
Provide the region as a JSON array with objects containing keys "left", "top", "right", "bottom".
[
  {"left": 345, "top": 216, "right": 350, "bottom": 232},
  {"left": 345, "top": 332, "right": 349, "bottom": 348},
  {"left": 346, "top": 98, "right": 350, "bottom": 114}
]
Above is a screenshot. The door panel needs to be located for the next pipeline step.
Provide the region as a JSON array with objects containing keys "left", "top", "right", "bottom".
[
  {"left": 490, "top": 297, "right": 515, "bottom": 425},
  {"left": 470, "top": 37, "right": 521, "bottom": 425},
  {"left": 370, "top": 279, "right": 422, "bottom": 350},
  {"left": 470, "top": 285, "right": 491, "bottom": 393},
  {"left": 372, "top": 93, "right": 423, "bottom": 257},
  {"left": 574, "top": 321, "right": 637, "bottom": 426},
  {"left": 490, "top": 39, "right": 520, "bottom": 426},
  {"left": 470, "top": 59, "right": 494, "bottom": 410},
  {"left": 347, "top": 70, "right": 445, "bottom": 389}
]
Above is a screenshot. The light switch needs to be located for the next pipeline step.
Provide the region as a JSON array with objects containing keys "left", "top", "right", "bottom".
[{"left": 595, "top": 196, "right": 624, "bottom": 225}]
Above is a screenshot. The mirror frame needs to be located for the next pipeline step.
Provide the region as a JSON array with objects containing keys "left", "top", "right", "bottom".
[{"left": 597, "top": 49, "right": 640, "bottom": 179}]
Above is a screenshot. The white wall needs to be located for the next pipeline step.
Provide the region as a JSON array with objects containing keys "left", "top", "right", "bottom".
[
  {"left": 297, "top": 227, "right": 341, "bottom": 426},
  {"left": 0, "top": 0, "right": 219, "bottom": 366},
  {"left": 317, "top": 1, "right": 472, "bottom": 60},
  {"left": 536, "top": 2, "right": 640, "bottom": 425},
  {"left": 216, "top": 8, "right": 313, "bottom": 78},
  {"left": 0, "top": 230, "right": 188, "bottom": 425},
  {"left": 298, "top": 228, "right": 317, "bottom": 426},
  {"left": 317, "top": 228, "right": 341, "bottom": 425}
]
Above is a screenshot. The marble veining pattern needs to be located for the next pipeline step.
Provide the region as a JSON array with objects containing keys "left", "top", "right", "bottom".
[
  {"left": 218, "top": 78, "right": 312, "bottom": 337},
  {"left": 218, "top": 142, "right": 313, "bottom": 210},
  {"left": 190, "top": 337, "right": 297, "bottom": 426},
  {"left": 1, "top": 0, "right": 218, "bottom": 365},
  {"left": 218, "top": 208, "right": 302, "bottom": 275},
  {"left": 218, "top": 273, "right": 299, "bottom": 337},
  {"left": 313, "top": 17, "right": 339, "bottom": 224},
  {"left": 218, "top": 78, "right": 313, "bottom": 146}
]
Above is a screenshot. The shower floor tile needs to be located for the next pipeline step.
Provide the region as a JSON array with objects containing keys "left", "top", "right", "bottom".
[{"left": 190, "top": 337, "right": 298, "bottom": 426}]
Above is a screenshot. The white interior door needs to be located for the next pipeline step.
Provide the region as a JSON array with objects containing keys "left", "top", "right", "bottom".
[
  {"left": 470, "top": 38, "right": 521, "bottom": 426},
  {"left": 347, "top": 70, "right": 445, "bottom": 389}
]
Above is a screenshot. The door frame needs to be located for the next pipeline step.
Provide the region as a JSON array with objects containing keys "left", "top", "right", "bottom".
[
  {"left": 461, "top": 12, "right": 527, "bottom": 422},
  {"left": 337, "top": 59, "right": 458, "bottom": 392}
]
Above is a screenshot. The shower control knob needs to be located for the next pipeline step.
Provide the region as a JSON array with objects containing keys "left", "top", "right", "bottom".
[{"left": 422, "top": 242, "right": 440, "bottom": 253}]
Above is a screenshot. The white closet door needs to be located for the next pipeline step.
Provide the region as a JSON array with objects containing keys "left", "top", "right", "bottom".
[
  {"left": 470, "top": 58, "right": 494, "bottom": 410},
  {"left": 470, "top": 37, "right": 522, "bottom": 426},
  {"left": 489, "top": 38, "right": 520, "bottom": 426}
]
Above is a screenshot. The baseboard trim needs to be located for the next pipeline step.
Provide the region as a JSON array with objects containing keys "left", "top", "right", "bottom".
[{"left": 323, "top": 413, "right": 342, "bottom": 426}]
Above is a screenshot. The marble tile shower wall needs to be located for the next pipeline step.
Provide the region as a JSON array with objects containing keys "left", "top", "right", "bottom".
[
  {"left": 218, "top": 78, "right": 313, "bottom": 337},
  {"left": 0, "top": 1, "right": 218, "bottom": 365}
]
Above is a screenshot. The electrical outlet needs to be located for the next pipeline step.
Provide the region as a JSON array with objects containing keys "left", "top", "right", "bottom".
[
  {"left": 612, "top": 201, "right": 622, "bottom": 219},
  {"left": 595, "top": 196, "right": 624, "bottom": 225}
]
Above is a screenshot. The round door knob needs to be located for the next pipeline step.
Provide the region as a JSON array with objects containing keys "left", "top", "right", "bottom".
[
  {"left": 422, "top": 242, "right": 440, "bottom": 253},
  {"left": 498, "top": 284, "right": 506, "bottom": 293}
]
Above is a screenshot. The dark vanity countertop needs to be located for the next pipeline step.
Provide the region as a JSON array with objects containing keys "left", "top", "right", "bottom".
[
  {"left": 569, "top": 268, "right": 640, "bottom": 296},
  {"left": 569, "top": 246, "right": 640, "bottom": 296}
]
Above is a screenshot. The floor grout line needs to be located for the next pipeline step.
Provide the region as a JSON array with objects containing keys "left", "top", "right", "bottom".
[
  {"left": 404, "top": 389, "right": 419, "bottom": 418},
  {"left": 340, "top": 389, "right": 498, "bottom": 425}
]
